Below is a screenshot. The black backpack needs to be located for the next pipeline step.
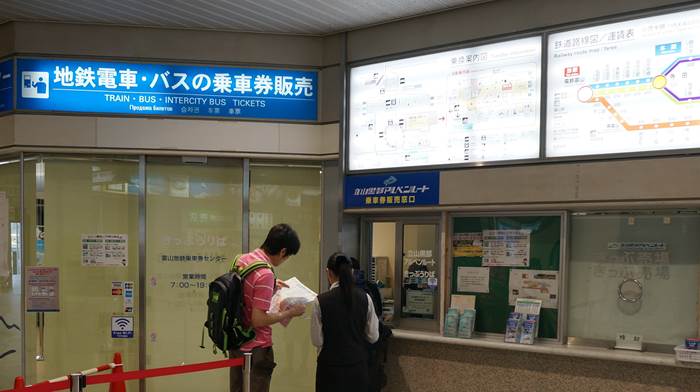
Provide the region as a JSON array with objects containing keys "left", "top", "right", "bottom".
[{"left": 201, "top": 255, "right": 271, "bottom": 355}]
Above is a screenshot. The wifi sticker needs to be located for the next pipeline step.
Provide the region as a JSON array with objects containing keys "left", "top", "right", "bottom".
[{"left": 111, "top": 316, "right": 134, "bottom": 338}]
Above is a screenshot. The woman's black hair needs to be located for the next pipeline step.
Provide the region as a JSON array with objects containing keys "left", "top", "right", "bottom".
[{"left": 327, "top": 252, "right": 354, "bottom": 308}]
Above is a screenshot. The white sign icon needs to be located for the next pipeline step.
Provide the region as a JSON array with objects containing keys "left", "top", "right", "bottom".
[
  {"left": 21, "top": 71, "right": 50, "bottom": 99},
  {"left": 111, "top": 315, "right": 134, "bottom": 338}
]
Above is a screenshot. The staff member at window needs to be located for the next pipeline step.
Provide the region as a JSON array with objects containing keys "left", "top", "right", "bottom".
[{"left": 311, "top": 252, "right": 380, "bottom": 392}]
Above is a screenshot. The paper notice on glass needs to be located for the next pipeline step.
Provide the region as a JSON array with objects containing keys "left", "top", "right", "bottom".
[
  {"left": 509, "top": 270, "right": 559, "bottom": 309},
  {"left": 452, "top": 232, "right": 483, "bottom": 257},
  {"left": 269, "top": 277, "right": 318, "bottom": 314},
  {"left": 26, "top": 266, "right": 59, "bottom": 312},
  {"left": 457, "top": 266, "right": 490, "bottom": 293},
  {"left": 81, "top": 234, "right": 128, "bottom": 266},
  {"left": 482, "top": 229, "right": 531, "bottom": 267},
  {"left": 404, "top": 289, "right": 434, "bottom": 315}
]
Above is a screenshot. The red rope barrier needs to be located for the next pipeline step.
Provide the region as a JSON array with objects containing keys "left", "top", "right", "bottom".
[
  {"left": 1, "top": 358, "right": 245, "bottom": 392},
  {"left": 87, "top": 358, "right": 244, "bottom": 385}
]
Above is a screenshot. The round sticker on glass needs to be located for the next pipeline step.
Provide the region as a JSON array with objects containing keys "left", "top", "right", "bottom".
[{"left": 428, "top": 277, "right": 438, "bottom": 289}]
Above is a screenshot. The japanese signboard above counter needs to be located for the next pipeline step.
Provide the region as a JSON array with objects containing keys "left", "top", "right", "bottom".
[
  {"left": 344, "top": 171, "right": 439, "bottom": 209},
  {"left": 4, "top": 57, "right": 317, "bottom": 121}
]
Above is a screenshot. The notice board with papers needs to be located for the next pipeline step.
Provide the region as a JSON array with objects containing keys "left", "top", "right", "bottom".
[{"left": 450, "top": 214, "right": 563, "bottom": 339}]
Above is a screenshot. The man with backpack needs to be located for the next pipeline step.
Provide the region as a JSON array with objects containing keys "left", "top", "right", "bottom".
[
  {"left": 229, "top": 223, "right": 306, "bottom": 392},
  {"left": 351, "top": 257, "right": 392, "bottom": 392}
]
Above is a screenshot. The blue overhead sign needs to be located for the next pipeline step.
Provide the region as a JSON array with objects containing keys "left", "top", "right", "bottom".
[
  {"left": 15, "top": 58, "right": 317, "bottom": 121},
  {"left": 344, "top": 171, "right": 440, "bottom": 209},
  {"left": 0, "top": 59, "right": 12, "bottom": 113}
]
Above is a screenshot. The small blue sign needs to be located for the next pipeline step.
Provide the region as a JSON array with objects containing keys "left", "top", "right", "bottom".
[
  {"left": 655, "top": 42, "right": 681, "bottom": 56},
  {"left": 16, "top": 58, "right": 317, "bottom": 121},
  {"left": 345, "top": 171, "right": 440, "bottom": 209},
  {"left": 0, "top": 59, "right": 12, "bottom": 113}
]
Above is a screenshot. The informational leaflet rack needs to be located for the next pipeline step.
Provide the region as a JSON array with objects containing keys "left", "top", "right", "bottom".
[{"left": 504, "top": 298, "right": 542, "bottom": 345}]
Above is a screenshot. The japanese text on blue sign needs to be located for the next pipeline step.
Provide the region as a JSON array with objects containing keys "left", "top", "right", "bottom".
[
  {"left": 16, "top": 58, "right": 317, "bottom": 121},
  {"left": 0, "top": 59, "right": 12, "bottom": 113},
  {"left": 344, "top": 172, "right": 439, "bottom": 208}
]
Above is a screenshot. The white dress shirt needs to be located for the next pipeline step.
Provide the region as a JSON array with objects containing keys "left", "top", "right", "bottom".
[{"left": 311, "top": 282, "right": 380, "bottom": 350}]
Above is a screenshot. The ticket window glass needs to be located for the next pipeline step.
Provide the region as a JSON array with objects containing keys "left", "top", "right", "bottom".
[
  {"left": 370, "top": 222, "right": 396, "bottom": 324},
  {"left": 145, "top": 157, "right": 243, "bottom": 392},
  {"left": 23, "top": 155, "right": 140, "bottom": 391},
  {"left": 568, "top": 210, "right": 700, "bottom": 351},
  {"left": 0, "top": 157, "right": 21, "bottom": 389},
  {"left": 248, "top": 164, "right": 321, "bottom": 392},
  {"left": 363, "top": 218, "right": 441, "bottom": 332}
]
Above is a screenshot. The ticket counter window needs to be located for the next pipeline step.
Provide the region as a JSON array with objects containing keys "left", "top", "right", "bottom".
[
  {"left": 364, "top": 218, "right": 441, "bottom": 332},
  {"left": 568, "top": 211, "right": 700, "bottom": 351},
  {"left": 370, "top": 222, "right": 396, "bottom": 324},
  {"left": 401, "top": 224, "right": 439, "bottom": 321}
]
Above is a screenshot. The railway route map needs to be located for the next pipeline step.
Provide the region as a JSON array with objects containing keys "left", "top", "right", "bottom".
[{"left": 547, "top": 8, "right": 700, "bottom": 157}]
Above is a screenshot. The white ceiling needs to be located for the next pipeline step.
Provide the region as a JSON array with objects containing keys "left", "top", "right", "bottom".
[{"left": 0, "top": 0, "right": 490, "bottom": 36}]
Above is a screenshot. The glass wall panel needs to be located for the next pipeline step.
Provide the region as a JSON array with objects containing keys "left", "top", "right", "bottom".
[
  {"left": 145, "top": 158, "right": 242, "bottom": 392},
  {"left": 568, "top": 211, "right": 700, "bottom": 347},
  {"left": 0, "top": 157, "right": 22, "bottom": 389},
  {"left": 371, "top": 222, "right": 396, "bottom": 324},
  {"left": 249, "top": 164, "right": 321, "bottom": 392},
  {"left": 401, "top": 224, "right": 439, "bottom": 320},
  {"left": 23, "top": 156, "right": 139, "bottom": 391}
]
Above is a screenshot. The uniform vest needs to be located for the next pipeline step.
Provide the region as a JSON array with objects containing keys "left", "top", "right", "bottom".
[{"left": 317, "top": 286, "right": 369, "bottom": 366}]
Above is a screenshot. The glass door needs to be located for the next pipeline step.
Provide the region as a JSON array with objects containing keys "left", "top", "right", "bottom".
[
  {"left": 23, "top": 155, "right": 140, "bottom": 391},
  {"left": 0, "top": 156, "right": 22, "bottom": 389},
  {"left": 145, "top": 157, "right": 242, "bottom": 392},
  {"left": 362, "top": 217, "right": 441, "bottom": 332},
  {"left": 400, "top": 224, "right": 439, "bottom": 322},
  {"left": 249, "top": 163, "right": 321, "bottom": 392}
]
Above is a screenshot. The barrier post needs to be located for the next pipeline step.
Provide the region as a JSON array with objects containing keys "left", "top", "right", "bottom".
[
  {"left": 13, "top": 377, "right": 24, "bottom": 390},
  {"left": 108, "top": 352, "right": 126, "bottom": 392},
  {"left": 70, "top": 374, "right": 84, "bottom": 392},
  {"left": 242, "top": 352, "right": 252, "bottom": 392}
]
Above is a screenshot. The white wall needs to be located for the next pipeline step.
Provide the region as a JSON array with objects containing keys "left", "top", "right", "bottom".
[
  {"left": 440, "top": 156, "right": 700, "bottom": 206},
  {"left": 0, "top": 115, "right": 339, "bottom": 157},
  {"left": 345, "top": 0, "right": 690, "bottom": 62}
]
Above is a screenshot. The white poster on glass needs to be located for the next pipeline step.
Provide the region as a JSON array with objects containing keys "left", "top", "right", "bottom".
[
  {"left": 508, "top": 270, "right": 559, "bottom": 309},
  {"left": 457, "top": 266, "right": 490, "bottom": 293},
  {"left": 349, "top": 36, "right": 541, "bottom": 171},
  {"left": 547, "top": 8, "right": 700, "bottom": 157},
  {"left": 482, "top": 229, "right": 531, "bottom": 267},
  {"left": 404, "top": 289, "right": 434, "bottom": 315},
  {"left": 81, "top": 234, "right": 128, "bottom": 266}
]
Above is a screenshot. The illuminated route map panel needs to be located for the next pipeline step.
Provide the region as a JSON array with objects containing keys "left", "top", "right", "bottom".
[
  {"left": 349, "top": 37, "right": 541, "bottom": 171},
  {"left": 547, "top": 8, "right": 700, "bottom": 157}
]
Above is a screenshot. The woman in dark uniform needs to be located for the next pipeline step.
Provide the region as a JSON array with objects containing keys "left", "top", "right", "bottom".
[{"left": 311, "top": 252, "right": 379, "bottom": 392}]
